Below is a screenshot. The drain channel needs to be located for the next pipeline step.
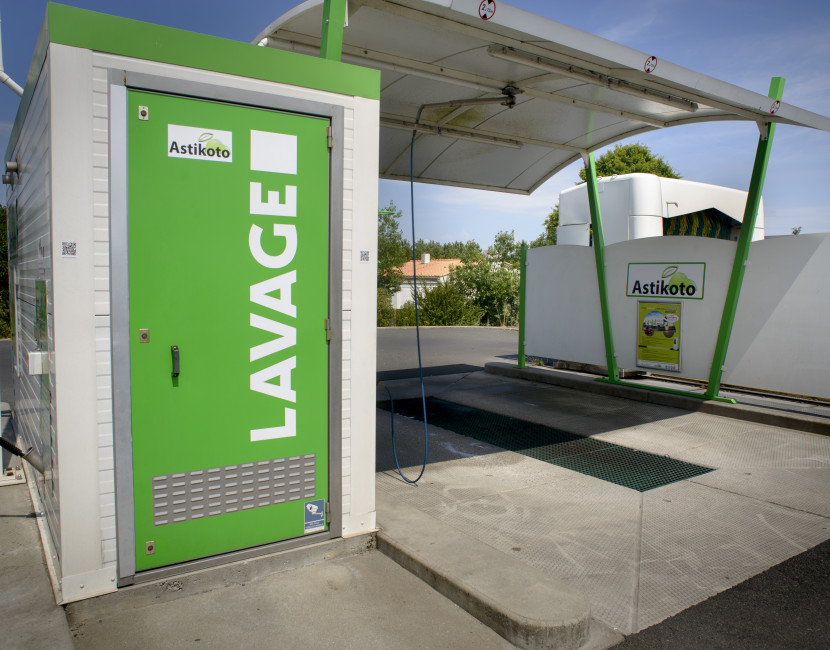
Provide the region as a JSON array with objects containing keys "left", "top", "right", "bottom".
[{"left": 379, "top": 397, "right": 713, "bottom": 492}]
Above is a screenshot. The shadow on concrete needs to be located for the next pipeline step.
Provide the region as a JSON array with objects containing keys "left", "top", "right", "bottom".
[
  {"left": 375, "top": 402, "right": 505, "bottom": 474},
  {"left": 618, "top": 537, "right": 830, "bottom": 649},
  {"left": 377, "top": 364, "right": 482, "bottom": 381}
]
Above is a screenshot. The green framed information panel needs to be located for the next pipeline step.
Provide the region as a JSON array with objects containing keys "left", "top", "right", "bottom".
[{"left": 127, "top": 90, "right": 330, "bottom": 571}]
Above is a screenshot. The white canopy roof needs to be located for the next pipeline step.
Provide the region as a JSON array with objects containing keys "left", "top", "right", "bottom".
[{"left": 257, "top": 0, "right": 830, "bottom": 194}]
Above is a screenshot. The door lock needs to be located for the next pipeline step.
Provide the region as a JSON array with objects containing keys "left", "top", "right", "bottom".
[{"left": 139, "top": 329, "right": 149, "bottom": 343}]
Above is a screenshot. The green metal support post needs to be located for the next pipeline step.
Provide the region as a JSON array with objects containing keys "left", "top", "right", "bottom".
[
  {"left": 518, "top": 243, "right": 527, "bottom": 368},
  {"left": 705, "top": 77, "right": 785, "bottom": 399},
  {"left": 320, "top": 0, "right": 346, "bottom": 61},
  {"left": 584, "top": 153, "right": 620, "bottom": 382}
]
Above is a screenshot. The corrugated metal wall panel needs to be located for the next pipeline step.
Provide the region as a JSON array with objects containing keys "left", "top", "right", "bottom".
[{"left": 8, "top": 58, "right": 62, "bottom": 558}]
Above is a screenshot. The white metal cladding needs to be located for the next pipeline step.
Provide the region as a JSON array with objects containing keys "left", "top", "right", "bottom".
[
  {"left": 6, "top": 58, "right": 62, "bottom": 560},
  {"left": 525, "top": 235, "right": 830, "bottom": 400},
  {"left": 257, "top": 0, "right": 830, "bottom": 194}
]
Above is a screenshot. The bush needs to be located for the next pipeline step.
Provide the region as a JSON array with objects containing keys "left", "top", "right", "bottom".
[
  {"left": 394, "top": 302, "right": 417, "bottom": 326},
  {"left": 416, "top": 283, "right": 483, "bottom": 326},
  {"left": 377, "top": 288, "right": 395, "bottom": 327},
  {"left": 448, "top": 262, "right": 520, "bottom": 327}
]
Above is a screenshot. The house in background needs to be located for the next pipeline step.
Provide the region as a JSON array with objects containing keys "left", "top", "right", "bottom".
[{"left": 391, "top": 254, "right": 462, "bottom": 308}]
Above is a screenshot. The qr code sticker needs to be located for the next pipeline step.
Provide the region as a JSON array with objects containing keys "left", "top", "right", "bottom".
[
  {"left": 359, "top": 250, "right": 370, "bottom": 263},
  {"left": 61, "top": 241, "right": 78, "bottom": 258}
]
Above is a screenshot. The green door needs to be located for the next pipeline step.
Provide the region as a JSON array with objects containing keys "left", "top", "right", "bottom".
[{"left": 127, "top": 90, "right": 330, "bottom": 571}]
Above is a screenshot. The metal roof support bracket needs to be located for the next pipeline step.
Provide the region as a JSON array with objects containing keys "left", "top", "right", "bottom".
[
  {"left": 487, "top": 45, "right": 700, "bottom": 113},
  {"left": 320, "top": 0, "right": 347, "bottom": 61},
  {"left": 705, "top": 77, "right": 786, "bottom": 399},
  {"left": 583, "top": 152, "right": 620, "bottom": 383}
]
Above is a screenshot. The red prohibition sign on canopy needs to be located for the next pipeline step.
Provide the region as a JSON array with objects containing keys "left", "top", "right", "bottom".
[
  {"left": 479, "top": 0, "right": 496, "bottom": 20},
  {"left": 644, "top": 56, "right": 658, "bottom": 73}
]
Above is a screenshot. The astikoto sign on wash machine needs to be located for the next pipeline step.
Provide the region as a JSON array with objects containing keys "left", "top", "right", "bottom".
[{"left": 4, "top": 4, "right": 379, "bottom": 600}]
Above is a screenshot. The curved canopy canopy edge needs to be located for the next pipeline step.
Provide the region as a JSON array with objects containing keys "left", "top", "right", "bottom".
[{"left": 257, "top": 0, "right": 830, "bottom": 194}]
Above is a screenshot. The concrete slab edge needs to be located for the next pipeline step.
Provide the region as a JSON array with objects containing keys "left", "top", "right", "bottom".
[
  {"left": 65, "top": 533, "right": 375, "bottom": 625},
  {"left": 375, "top": 494, "right": 595, "bottom": 649},
  {"left": 485, "top": 362, "right": 830, "bottom": 437}
]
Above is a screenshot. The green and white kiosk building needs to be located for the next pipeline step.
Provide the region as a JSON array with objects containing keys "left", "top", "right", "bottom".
[{"left": 5, "top": 3, "right": 380, "bottom": 600}]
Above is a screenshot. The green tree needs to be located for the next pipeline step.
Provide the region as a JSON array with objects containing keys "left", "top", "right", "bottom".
[
  {"left": 413, "top": 238, "right": 483, "bottom": 261},
  {"left": 458, "top": 240, "right": 484, "bottom": 264},
  {"left": 791, "top": 226, "right": 802, "bottom": 235},
  {"left": 531, "top": 205, "right": 558, "bottom": 248},
  {"left": 377, "top": 201, "right": 410, "bottom": 294},
  {"left": 413, "top": 238, "right": 443, "bottom": 259},
  {"left": 416, "top": 283, "right": 483, "bottom": 326},
  {"left": 577, "top": 143, "right": 680, "bottom": 183},
  {"left": 487, "top": 230, "right": 522, "bottom": 267}
]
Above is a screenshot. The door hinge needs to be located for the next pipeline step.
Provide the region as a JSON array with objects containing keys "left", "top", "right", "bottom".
[
  {"left": 325, "top": 500, "right": 330, "bottom": 524},
  {"left": 326, "top": 126, "right": 333, "bottom": 149},
  {"left": 324, "top": 318, "right": 333, "bottom": 342}
]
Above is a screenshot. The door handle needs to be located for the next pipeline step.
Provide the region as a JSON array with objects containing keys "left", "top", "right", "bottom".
[{"left": 171, "top": 345, "right": 180, "bottom": 377}]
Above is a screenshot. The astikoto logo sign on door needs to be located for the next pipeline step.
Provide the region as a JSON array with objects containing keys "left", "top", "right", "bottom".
[{"left": 168, "top": 124, "right": 233, "bottom": 161}]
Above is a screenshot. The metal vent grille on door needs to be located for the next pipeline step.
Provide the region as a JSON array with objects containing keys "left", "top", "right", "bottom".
[{"left": 152, "top": 455, "right": 316, "bottom": 526}]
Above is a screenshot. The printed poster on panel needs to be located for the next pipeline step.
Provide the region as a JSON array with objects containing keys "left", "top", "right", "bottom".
[{"left": 637, "top": 301, "right": 681, "bottom": 372}]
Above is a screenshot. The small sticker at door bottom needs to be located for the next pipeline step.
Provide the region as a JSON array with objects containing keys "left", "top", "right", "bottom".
[{"left": 304, "top": 499, "right": 326, "bottom": 534}]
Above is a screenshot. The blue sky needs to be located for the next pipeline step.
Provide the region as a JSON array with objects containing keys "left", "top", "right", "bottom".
[{"left": 1, "top": 0, "right": 828, "bottom": 247}]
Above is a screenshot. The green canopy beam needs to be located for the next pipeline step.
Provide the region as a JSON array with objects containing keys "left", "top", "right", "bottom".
[
  {"left": 320, "top": 0, "right": 346, "bottom": 61},
  {"left": 518, "top": 243, "right": 527, "bottom": 368},
  {"left": 584, "top": 153, "right": 620, "bottom": 383},
  {"left": 706, "top": 77, "right": 786, "bottom": 399}
]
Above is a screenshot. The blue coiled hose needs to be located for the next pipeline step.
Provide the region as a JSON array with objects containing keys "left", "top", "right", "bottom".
[{"left": 382, "top": 130, "right": 429, "bottom": 485}]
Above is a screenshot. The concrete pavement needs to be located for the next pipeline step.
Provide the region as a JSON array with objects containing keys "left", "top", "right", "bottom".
[
  {"left": 0, "top": 483, "right": 73, "bottom": 649},
  {"left": 375, "top": 368, "right": 830, "bottom": 638},
  {"left": 65, "top": 542, "right": 517, "bottom": 649},
  {"left": 1, "top": 492, "right": 518, "bottom": 649}
]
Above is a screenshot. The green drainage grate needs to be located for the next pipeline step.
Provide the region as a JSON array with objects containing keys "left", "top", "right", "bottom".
[{"left": 379, "top": 397, "right": 714, "bottom": 492}]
